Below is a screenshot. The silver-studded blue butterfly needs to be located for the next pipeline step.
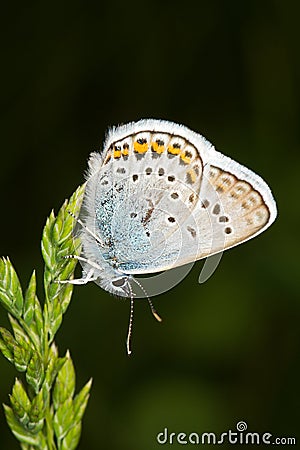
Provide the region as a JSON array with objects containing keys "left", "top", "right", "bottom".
[{"left": 60, "top": 119, "right": 277, "bottom": 354}]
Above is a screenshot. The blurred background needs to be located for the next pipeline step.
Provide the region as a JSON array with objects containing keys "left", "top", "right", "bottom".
[{"left": 1, "top": 0, "right": 299, "bottom": 448}]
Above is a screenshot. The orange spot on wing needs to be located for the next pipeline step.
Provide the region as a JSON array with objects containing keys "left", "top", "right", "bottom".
[
  {"left": 180, "top": 152, "right": 191, "bottom": 164},
  {"left": 187, "top": 169, "right": 197, "bottom": 183},
  {"left": 113, "top": 150, "right": 121, "bottom": 158},
  {"left": 167, "top": 145, "right": 181, "bottom": 155},
  {"left": 134, "top": 141, "right": 148, "bottom": 153},
  {"left": 151, "top": 141, "right": 165, "bottom": 154}
]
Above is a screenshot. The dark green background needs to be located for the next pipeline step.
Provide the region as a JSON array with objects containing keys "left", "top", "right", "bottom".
[{"left": 1, "top": 1, "right": 299, "bottom": 448}]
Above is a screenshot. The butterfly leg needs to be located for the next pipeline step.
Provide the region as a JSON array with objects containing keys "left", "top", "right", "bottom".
[
  {"left": 67, "top": 210, "right": 105, "bottom": 247},
  {"left": 55, "top": 255, "right": 103, "bottom": 285},
  {"left": 63, "top": 254, "right": 104, "bottom": 271},
  {"left": 56, "top": 267, "right": 97, "bottom": 285}
]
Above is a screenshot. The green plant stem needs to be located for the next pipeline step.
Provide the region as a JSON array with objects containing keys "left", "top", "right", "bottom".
[{"left": 0, "top": 185, "right": 91, "bottom": 450}]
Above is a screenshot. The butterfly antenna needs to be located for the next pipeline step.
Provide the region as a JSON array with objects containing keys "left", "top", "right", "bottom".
[
  {"left": 126, "top": 282, "right": 135, "bottom": 356},
  {"left": 132, "top": 278, "right": 162, "bottom": 323}
]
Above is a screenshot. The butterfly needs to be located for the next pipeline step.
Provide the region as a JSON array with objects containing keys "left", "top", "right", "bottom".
[{"left": 61, "top": 119, "right": 277, "bottom": 354}]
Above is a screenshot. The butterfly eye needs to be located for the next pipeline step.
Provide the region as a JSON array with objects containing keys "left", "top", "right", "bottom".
[{"left": 112, "top": 278, "right": 127, "bottom": 287}]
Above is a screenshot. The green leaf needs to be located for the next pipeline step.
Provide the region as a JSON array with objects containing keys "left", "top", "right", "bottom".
[
  {"left": 36, "top": 430, "right": 48, "bottom": 450},
  {"left": 61, "top": 422, "right": 82, "bottom": 450},
  {"left": 0, "top": 258, "right": 24, "bottom": 317},
  {"left": 73, "top": 379, "right": 92, "bottom": 424},
  {"left": 0, "top": 334, "right": 16, "bottom": 365},
  {"left": 53, "top": 200, "right": 76, "bottom": 248},
  {"left": 44, "top": 343, "right": 66, "bottom": 390},
  {"left": 41, "top": 211, "right": 56, "bottom": 272},
  {"left": 8, "top": 314, "right": 30, "bottom": 345},
  {"left": 3, "top": 404, "right": 40, "bottom": 446},
  {"left": 53, "top": 351, "right": 75, "bottom": 410},
  {"left": 26, "top": 353, "right": 44, "bottom": 393},
  {"left": 0, "top": 337, "right": 14, "bottom": 363},
  {"left": 23, "top": 271, "right": 36, "bottom": 326},
  {"left": 58, "top": 260, "right": 78, "bottom": 286},
  {"left": 0, "top": 326, "right": 31, "bottom": 371},
  {"left": 47, "top": 297, "right": 63, "bottom": 342},
  {"left": 8, "top": 315, "right": 32, "bottom": 371},
  {"left": 27, "top": 387, "right": 47, "bottom": 434},
  {"left": 34, "top": 297, "right": 44, "bottom": 339},
  {"left": 53, "top": 398, "right": 74, "bottom": 441},
  {"left": 0, "top": 288, "right": 13, "bottom": 312},
  {"left": 20, "top": 443, "right": 31, "bottom": 450},
  {"left": 44, "top": 404, "right": 56, "bottom": 449},
  {"left": 30, "top": 388, "right": 46, "bottom": 422},
  {"left": 0, "top": 327, "right": 17, "bottom": 361},
  {"left": 14, "top": 344, "right": 31, "bottom": 372},
  {"left": 10, "top": 378, "right": 31, "bottom": 425},
  {"left": 60, "top": 283, "right": 74, "bottom": 315}
]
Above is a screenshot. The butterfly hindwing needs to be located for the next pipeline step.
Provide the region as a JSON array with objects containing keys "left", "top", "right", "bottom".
[{"left": 79, "top": 119, "right": 277, "bottom": 275}]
